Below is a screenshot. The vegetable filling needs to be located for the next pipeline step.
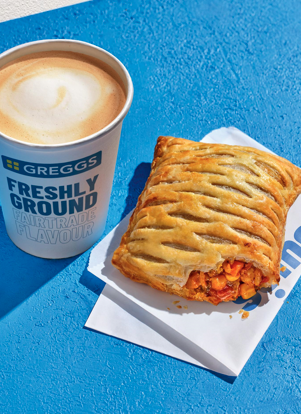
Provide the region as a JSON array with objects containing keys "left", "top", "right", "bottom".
[{"left": 185, "top": 260, "right": 269, "bottom": 304}]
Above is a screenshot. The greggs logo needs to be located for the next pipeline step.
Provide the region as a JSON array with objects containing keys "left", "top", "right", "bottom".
[{"left": 2, "top": 151, "right": 102, "bottom": 178}]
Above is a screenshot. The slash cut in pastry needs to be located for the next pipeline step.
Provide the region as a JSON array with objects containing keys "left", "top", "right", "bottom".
[{"left": 112, "top": 136, "right": 301, "bottom": 305}]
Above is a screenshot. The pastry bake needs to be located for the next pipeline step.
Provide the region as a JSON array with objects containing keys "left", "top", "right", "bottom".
[{"left": 112, "top": 136, "right": 301, "bottom": 304}]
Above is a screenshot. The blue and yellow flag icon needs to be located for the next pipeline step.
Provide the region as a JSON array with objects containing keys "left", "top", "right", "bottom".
[{"left": 6, "top": 159, "right": 19, "bottom": 171}]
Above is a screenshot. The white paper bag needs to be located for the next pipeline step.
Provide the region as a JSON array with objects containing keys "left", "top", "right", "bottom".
[{"left": 86, "top": 127, "right": 301, "bottom": 376}]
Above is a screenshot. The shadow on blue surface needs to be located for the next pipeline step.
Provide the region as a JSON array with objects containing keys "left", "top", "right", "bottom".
[
  {"left": 120, "top": 162, "right": 151, "bottom": 221},
  {"left": 0, "top": 207, "right": 76, "bottom": 320},
  {"left": 80, "top": 267, "right": 106, "bottom": 295}
]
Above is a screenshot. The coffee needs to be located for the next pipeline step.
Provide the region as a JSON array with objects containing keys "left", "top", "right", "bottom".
[{"left": 0, "top": 51, "right": 126, "bottom": 145}]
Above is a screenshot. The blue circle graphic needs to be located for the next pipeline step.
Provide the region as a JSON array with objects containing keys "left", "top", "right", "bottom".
[{"left": 275, "top": 289, "right": 286, "bottom": 299}]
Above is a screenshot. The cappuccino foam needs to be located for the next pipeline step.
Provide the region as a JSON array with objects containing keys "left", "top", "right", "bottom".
[{"left": 0, "top": 51, "right": 126, "bottom": 144}]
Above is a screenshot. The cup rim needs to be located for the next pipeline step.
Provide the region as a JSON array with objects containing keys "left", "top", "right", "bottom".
[{"left": 0, "top": 39, "right": 134, "bottom": 149}]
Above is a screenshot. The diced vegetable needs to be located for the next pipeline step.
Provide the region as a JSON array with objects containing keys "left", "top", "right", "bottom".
[
  {"left": 240, "top": 283, "right": 256, "bottom": 299},
  {"left": 254, "top": 268, "right": 262, "bottom": 286},
  {"left": 230, "top": 261, "right": 244, "bottom": 277},
  {"left": 211, "top": 275, "right": 227, "bottom": 291},
  {"left": 225, "top": 273, "right": 240, "bottom": 282},
  {"left": 186, "top": 271, "right": 202, "bottom": 289},
  {"left": 222, "top": 261, "right": 232, "bottom": 274},
  {"left": 241, "top": 267, "right": 255, "bottom": 285}
]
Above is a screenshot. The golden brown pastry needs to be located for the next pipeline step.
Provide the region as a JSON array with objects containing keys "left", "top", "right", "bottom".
[{"left": 112, "top": 136, "right": 301, "bottom": 305}]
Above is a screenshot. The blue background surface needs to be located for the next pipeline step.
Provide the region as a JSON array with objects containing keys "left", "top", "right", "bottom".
[{"left": 1, "top": 0, "right": 301, "bottom": 412}]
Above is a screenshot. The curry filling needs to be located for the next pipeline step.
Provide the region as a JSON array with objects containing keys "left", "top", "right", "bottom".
[{"left": 185, "top": 260, "right": 269, "bottom": 305}]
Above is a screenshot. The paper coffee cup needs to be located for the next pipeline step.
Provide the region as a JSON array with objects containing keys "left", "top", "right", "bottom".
[{"left": 0, "top": 40, "right": 133, "bottom": 259}]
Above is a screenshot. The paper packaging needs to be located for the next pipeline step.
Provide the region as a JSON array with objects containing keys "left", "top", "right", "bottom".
[
  {"left": 0, "top": 40, "right": 133, "bottom": 259},
  {"left": 86, "top": 127, "right": 301, "bottom": 377}
]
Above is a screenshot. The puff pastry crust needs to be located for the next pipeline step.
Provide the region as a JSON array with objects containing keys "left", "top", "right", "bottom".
[{"left": 112, "top": 136, "right": 301, "bottom": 304}]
